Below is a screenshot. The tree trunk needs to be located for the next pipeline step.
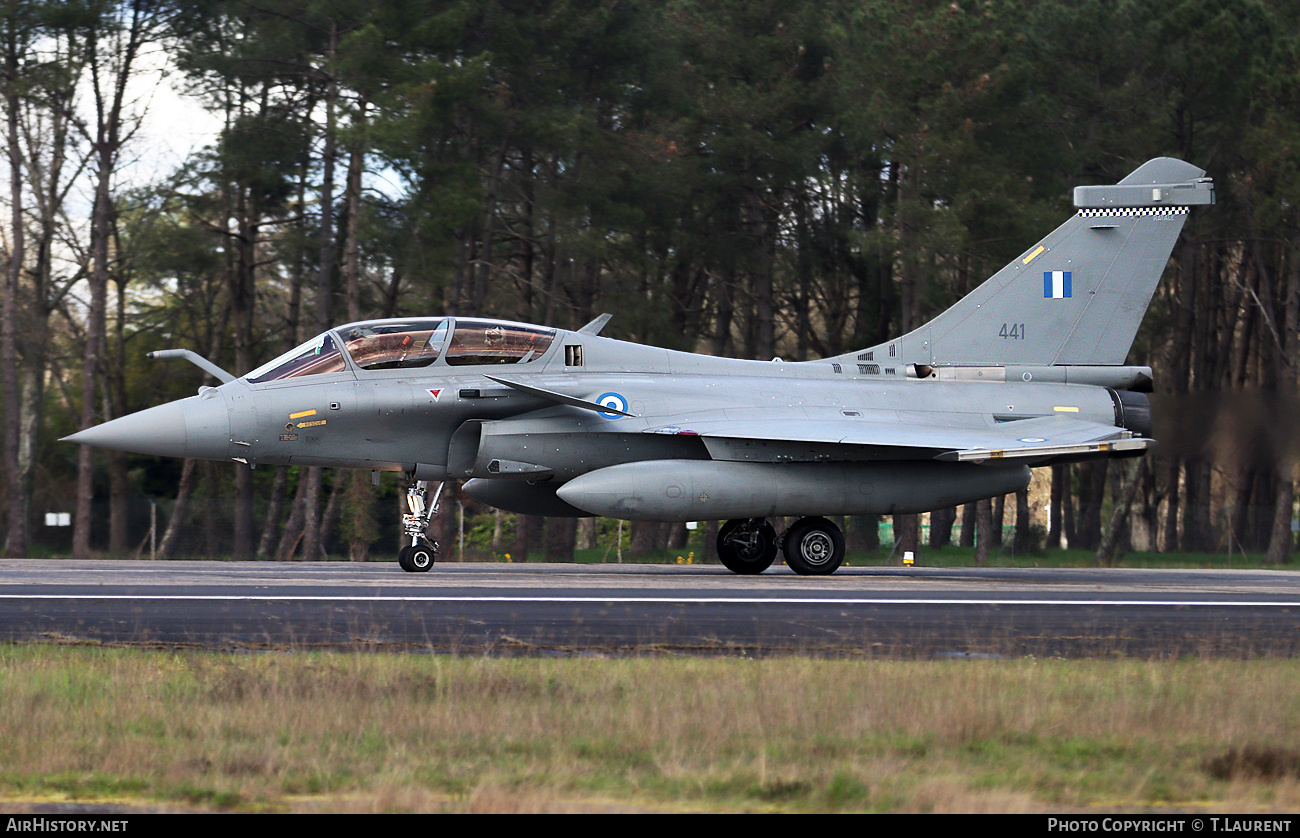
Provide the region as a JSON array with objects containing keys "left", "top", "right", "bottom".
[
  {"left": 318, "top": 471, "right": 343, "bottom": 558},
  {"left": 73, "top": 146, "right": 114, "bottom": 560},
  {"left": 1013, "top": 488, "right": 1031, "bottom": 553},
  {"left": 629, "top": 521, "right": 663, "bottom": 556},
  {"left": 1077, "top": 461, "right": 1109, "bottom": 550},
  {"left": 975, "top": 499, "right": 992, "bottom": 566},
  {"left": 108, "top": 450, "right": 129, "bottom": 555},
  {"left": 893, "top": 513, "right": 919, "bottom": 563},
  {"left": 514, "top": 514, "right": 539, "bottom": 561},
  {"left": 107, "top": 271, "right": 131, "bottom": 555},
  {"left": 545, "top": 517, "right": 576, "bottom": 561},
  {"left": 1048, "top": 465, "right": 1064, "bottom": 549},
  {"left": 300, "top": 26, "right": 340, "bottom": 562},
  {"left": 256, "top": 466, "right": 289, "bottom": 559},
  {"left": 1264, "top": 476, "right": 1293, "bottom": 565},
  {"left": 300, "top": 467, "right": 323, "bottom": 561},
  {"left": 345, "top": 471, "right": 377, "bottom": 561},
  {"left": 960, "top": 503, "right": 976, "bottom": 547},
  {"left": 928, "top": 507, "right": 956, "bottom": 549},
  {"left": 1, "top": 62, "right": 24, "bottom": 558},
  {"left": 156, "top": 458, "right": 197, "bottom": 559},
  {"left": 846, "top": 515, "right": 880, "bottom": 553},
  {"left": 1162, "top": 461, "right": 1180, "bottom": 552},
  {"left": 72, "top": 8, "right": 153, "bottom": 559},
  {"left": 1096, "top": 459, "right": 1146, "bottom": 567},
  {"left": 278, "top": 471, "right": 309, "bottom": 560},
  {"left": 575, "top": 517, "right": 596, "bottom": 551}
]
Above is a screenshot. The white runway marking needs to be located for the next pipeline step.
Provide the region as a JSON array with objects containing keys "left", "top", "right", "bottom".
[{"left": 0, "top": 594, "right": 1297, "bottom": 607}]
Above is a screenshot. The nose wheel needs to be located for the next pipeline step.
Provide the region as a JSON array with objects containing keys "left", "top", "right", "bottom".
[
  {"left": 398, "top": 480, "right": 443, "bottom": 572},
  {"left": 398, "top": 544, "right": 435, "bottom": 572}
]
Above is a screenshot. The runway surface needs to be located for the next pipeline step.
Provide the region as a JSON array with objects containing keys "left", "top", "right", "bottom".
[{"left": 1, "top": 559, "right": 1299, "bottom": 657}]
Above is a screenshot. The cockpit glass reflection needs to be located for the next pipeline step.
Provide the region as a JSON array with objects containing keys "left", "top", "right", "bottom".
[
  {"left": 338, "top": 320, "right": 448, "bottom": 370},
  {"left": 445, "top": 320, "right": 556, "bottom": 366},
  {"left": 245, "top": 333, "right": 346, "bottom": 383}
]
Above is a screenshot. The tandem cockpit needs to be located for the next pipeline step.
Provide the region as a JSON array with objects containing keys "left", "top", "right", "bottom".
[{"left": 243, "top": 318, "right": 559, "bottom": 383}]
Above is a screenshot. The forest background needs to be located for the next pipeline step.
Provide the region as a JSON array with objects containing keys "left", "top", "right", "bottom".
[{"left": 1, "top": 0, "right": 1297, "bottom": 565}]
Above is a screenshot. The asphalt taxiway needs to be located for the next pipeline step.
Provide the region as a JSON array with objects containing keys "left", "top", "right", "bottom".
[{"left": 1, "top": 559, "right": 1298, "bottom": 657}]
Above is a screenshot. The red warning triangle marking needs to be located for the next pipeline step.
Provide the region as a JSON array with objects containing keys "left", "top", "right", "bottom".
[{"left": 429, "top": 389, "right": 442, "bottom": 400}]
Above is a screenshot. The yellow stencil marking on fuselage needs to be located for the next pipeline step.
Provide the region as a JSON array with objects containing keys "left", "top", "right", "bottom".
[
  {"left": 289, "top": 409, "right": 317, "bottom": 420},
  {"left": 1022, "top": 245, "right": 1046, "bottom": 265},
  {"left": 296, "top": 420, "right": 327, "bottom": 429},
  {"left": 1054, "top": 406, "right": 1079, "bottom": 413}
]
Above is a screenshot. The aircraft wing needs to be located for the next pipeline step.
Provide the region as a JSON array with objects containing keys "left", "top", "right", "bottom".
[{"left": 646, "top": 412, "right": 1150, "bottom": 463}]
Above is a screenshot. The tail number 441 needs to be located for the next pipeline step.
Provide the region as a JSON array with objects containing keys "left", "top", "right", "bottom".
[{"left": 999, "top": 322, "right": 1026, "bottom": 340}]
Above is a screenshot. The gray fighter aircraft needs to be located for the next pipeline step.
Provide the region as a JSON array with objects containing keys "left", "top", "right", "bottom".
[{"left": 66, "top": 157, "right": 1214, "bottom": 574}]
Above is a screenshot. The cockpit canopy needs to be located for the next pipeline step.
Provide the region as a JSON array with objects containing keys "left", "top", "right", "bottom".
[
  {"left": 340, "top": 319, "right": 449, "bottom": 370},
  {"left": 245, "top": 318, "right": 557, "bottom": 383}
]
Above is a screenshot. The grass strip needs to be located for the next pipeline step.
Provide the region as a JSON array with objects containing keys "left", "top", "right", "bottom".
[{"left": 2, "top": 647, "right": 1299, "bottom": 812}]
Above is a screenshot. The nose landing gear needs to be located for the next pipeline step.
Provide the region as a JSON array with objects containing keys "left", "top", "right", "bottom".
[{"left": 398, "top": 480, "right": 443, "bottom": 572}]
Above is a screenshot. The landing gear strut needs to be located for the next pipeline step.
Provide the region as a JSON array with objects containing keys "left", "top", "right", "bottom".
[
  {"left": 398, "top": 480, "right": 443, "bottom": 572},
  {"left": 716, "top": 518, "right": 778, "bottom": 574}
]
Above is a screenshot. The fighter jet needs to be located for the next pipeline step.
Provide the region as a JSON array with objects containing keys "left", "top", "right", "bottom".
[{"left": 66, "top": 157, "right": 1214, "bottom": 574}]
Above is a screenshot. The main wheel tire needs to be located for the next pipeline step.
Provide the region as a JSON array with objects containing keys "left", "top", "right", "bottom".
[
  {"left": 782, "top": 516, "right": 845, "bottom": 576},
  {"left": 398, "top": 544, "right": 435, "bottom": 572},
  {"left": 716, "top": 518, "right": 778, "bottom": 574}
]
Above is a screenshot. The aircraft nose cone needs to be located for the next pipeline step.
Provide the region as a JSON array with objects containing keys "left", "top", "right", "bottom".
[{"left": 61, "top": 394, "right": 231, "bottom": 460}]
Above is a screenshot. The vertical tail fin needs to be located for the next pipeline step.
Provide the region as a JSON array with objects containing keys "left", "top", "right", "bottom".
[{"left": 833, "top": 158, "right": 1213, "bottom": 373}]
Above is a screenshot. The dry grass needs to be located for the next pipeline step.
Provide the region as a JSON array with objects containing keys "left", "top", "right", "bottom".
[{"left": 0, "top": 647, "right": 1298, "bottom": 812}]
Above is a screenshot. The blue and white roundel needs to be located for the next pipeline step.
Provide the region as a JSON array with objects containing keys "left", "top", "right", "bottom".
[
  {"left": 597, "top": 392, "right": 628, "bottom": 419},
  {"left": 1017, "top": 437, "right": 1047, "bottom": 443}
]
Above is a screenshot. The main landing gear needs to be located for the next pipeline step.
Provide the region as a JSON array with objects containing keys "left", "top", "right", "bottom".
[
  {"left": 716, "top": 518, "right": 778, "bottom": 574},
  {"left": 398, "top": 480, "right": 443, "bottom": 572},
  {"left": 716, "top": 516, "right": 846, "bottom": 576}
]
